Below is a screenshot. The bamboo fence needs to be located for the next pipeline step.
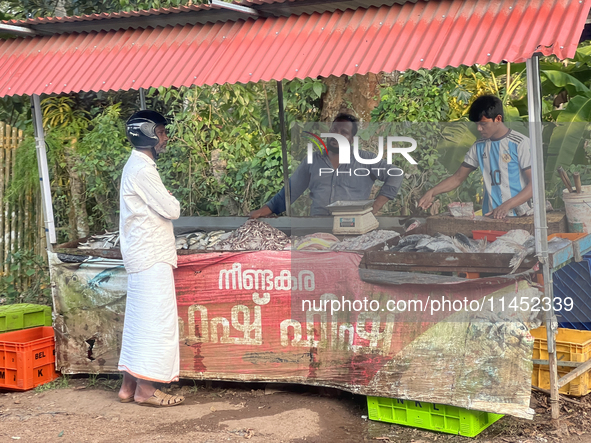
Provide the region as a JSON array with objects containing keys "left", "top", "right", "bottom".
[{"left": 0, "top": 121, "right": 45, "bottom": 292}]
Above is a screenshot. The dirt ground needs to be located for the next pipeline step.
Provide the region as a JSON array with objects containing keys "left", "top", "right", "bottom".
[{"left": 1, "top": 376, "right": 591, "bottom": 443}]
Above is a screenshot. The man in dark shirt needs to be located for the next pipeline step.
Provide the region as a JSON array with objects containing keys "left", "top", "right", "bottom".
[{"left": 250, "top": 113, "right": 403, "bottom": 218}]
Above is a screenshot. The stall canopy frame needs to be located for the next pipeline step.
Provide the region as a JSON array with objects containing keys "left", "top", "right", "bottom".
[{"left": 0, "top": 0, "right": 590, "bottom": 420}]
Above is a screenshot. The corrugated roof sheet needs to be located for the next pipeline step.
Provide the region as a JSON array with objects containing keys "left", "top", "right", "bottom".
[{"left": 0, "top": 0, "right": 589, "bottom": 98}]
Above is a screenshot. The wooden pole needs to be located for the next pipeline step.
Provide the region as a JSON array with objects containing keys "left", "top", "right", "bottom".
[
  {"left": 0, "top": 122, "right": 5, "bottom": 271},
  {"left": 276, "top": 80, "right": 291, "bottom": 216},
  {"left": 10, "top": 126, "right": 19, "bottom": 291},
  {"left": 3, "top": 130, "right": 11, "bottom": 276}
]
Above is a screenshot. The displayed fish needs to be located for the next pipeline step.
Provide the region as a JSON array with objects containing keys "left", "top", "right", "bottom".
[
  {"left": 294, "top": 232, "right": 340, "bottom": 251},
  {"left": 213, "top": 219, "right": 289, "bottom": 251},
  {"left": 397, "top": 234, "right": 431, "bottom": 248},
  {"left": 78, "top": 230, "right": 120, "bottom": 250},
  {"left": 330, "top": 230, "right": 399, "bottom": 251},
  {"left": 509, "top": 236, "right": 536, "bottom": 274},
  {"left": 452, "top": 232, "right": 487, "bottom": 253}
]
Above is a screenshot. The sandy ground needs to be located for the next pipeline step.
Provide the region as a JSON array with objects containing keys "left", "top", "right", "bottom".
[{"left": 1, "top": 377, "right": 591, "bottom": 443}]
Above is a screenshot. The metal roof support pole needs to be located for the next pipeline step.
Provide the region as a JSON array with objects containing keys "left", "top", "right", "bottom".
[
  {"left": 277, "top": 80, "right": 291, "bottom": 216},
  {"left": 526, "top": 55, "right": 559, "bottom": 420},
  {"left": 139, "top": 88, "right": 146, "bottom": 110},
  {"left": 31, "top": 94, "right": 57, "bottom": 250}
]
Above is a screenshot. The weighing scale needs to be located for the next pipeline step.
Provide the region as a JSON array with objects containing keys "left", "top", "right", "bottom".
[{"left": 326, "top": 200, "right": 379, "bottom": 235}]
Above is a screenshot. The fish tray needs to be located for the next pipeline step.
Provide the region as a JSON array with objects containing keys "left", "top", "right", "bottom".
[
  {"left": 367, "top": 396, "right": 503, "bottom": 437},
  {"left": 360, "top": 250, "right": 537, "bottom": 274},
  {"left": 426, "top": 212, "right": 567, "bottom": 237}
]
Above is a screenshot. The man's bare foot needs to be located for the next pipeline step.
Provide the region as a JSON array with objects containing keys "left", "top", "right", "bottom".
[
  {"left": 133, "top": 378, "right": 158, "bottom": 403},
  {"left": 118, "top": 372, "right": 137, "bottom": 402}
]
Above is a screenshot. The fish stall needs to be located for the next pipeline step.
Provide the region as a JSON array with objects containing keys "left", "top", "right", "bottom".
[{"left": 46, "top": 209, "right": 584, "bottom": 419}]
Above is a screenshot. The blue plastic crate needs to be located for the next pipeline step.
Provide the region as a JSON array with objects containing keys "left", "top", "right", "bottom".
[{"left": 552, "top": 254, "right": 591, "bottom": 331}]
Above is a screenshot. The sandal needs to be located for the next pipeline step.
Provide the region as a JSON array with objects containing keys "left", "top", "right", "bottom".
[
  {"left": 119, "top": 395, "right": 134, "bottom": 403},
  {"left": 136, "top": 389, "right": 185, "bottom": 407}
]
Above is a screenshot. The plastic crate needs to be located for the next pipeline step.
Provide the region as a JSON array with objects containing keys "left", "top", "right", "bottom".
[
  {"left": 548, "top": 233, "right": 588, "bottom": 241},
  {"left": 367, "top": 396, "right": 503, "bottom": 437},
  {"left": 530, "top": 326, "right": 591, "bottom": 396},
  {"left": 532, "top": 364, "right": 589, "bottom": 396},
  {"left": 471, "top": 230, "right": 507, "bottom": 242},
  {"left": 0, "top": 304, "right": 52, "bottom": 333},
  {"left": 552, "top": 253, "right": 591, "bottom": 331},
  {"left": 0, "top": 326, "right": 57, "bottom": 391},
  {"left": 530, "top": 326, "right": 591, "bottom": 362}
]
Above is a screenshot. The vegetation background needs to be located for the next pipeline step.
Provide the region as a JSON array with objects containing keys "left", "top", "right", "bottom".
[{"left": 1, "top": 0, "right": 591, "bottom": 304}]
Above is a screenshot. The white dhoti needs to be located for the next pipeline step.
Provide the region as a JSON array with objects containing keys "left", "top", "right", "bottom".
[{"left": 118, "top": 262, "right": 180, "bottom": 383}]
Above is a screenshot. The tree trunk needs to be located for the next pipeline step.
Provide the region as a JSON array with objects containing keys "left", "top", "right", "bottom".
[
  {"left": 320, "top": 73, "right": 383, "bottom": 122},
  {"left": 64, "top": 138, "right": 90, "bottom": 239}
]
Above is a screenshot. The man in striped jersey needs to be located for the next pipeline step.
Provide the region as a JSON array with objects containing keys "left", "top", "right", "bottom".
[{"left": 418, "top": 95, "right": 532, "bottom": 219}]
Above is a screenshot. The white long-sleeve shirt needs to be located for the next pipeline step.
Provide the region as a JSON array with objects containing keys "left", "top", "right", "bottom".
[{"left": 119, "top": 149, "right": 180, "bottom": 274}]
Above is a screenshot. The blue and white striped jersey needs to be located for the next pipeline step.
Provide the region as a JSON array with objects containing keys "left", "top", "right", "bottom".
[{"left": 463, "top": 130, "right": 531, "bottom": 216}]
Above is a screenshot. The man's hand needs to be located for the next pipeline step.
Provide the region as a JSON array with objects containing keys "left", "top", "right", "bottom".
[
  {"left": 486, "top": 203, "right": 511, "bottom": 219},
  {"left": 418, "top": 190, "right": 435, "bottom": 210},
  {"left": 249, "top": 206, "right": 273, "bottom": 219},
  {"left": 372, "top": 195, "right": 390, "bottom": 215}
]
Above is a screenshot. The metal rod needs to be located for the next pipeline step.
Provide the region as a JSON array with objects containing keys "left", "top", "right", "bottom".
[
  {"left": 210, "top": 0, "right": 258, "bottom": 15},
  {"left": 31, "top": 94, "right": 56, "bottom": 249},
  {"left": 0, "top": 24, "right": 37, "bottom": 37},
  {"left": 526, "top": 56, "right": 558, "bottom": 420},
  {"left": 276, "top": 80, "right": 291, "bottom": 216},
  {"left": 139, "top": 88, "right": 146, "bottom": 110}
]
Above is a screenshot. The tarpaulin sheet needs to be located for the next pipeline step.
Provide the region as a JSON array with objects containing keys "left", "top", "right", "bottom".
[{"left": 50, "top": 250, "right": 542, "bottom": 418}]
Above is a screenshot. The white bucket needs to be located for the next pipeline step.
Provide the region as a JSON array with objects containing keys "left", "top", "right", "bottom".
[{"left": 563, "top": 185, "right": 591, "bottom": 233}]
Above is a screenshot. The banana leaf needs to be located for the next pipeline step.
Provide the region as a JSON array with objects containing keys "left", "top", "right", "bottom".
[
  {"left": 540, "top": 70, "right": 590, "bottom": 96},
  {"left": 436, "top": 122, "right": 478, "bottom": 172},
  {"left": 544, "top": 93, "right": 591, "bottom": 182}
]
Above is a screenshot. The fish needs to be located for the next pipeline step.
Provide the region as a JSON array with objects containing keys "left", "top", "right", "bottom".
[
  {"left": 509, "top": 236, "right": 536, "bottom": 273},
  {"left": 330, "top": 230, "right": 399, "bottom": 251},
  {"left": 424, "top": 239, "right": 462, "bottom": 253},
  {"left": 213, "top": 219, "right": 289, "bottom": 251},
  {"left": 175, "top": 237, "right": 188, "bottom": 250},
  {"left": 397, "top": 234, "right": 431, "bottom": 248},
  {"left": 452, "top": 233, "right": 487, "bottom": 253}
]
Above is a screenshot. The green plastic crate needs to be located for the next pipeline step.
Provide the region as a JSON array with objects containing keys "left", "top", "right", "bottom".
[
  {"left": 367, "top": 396, "right": 503, "bottom": 437},
  {"left": 0, "top": 304, "right": 52, "bottom": 333}
]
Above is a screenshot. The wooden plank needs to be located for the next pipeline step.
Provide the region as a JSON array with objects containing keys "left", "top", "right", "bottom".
[
  {"left": 364, "top": 251, "right": 537, "bottom": 271},
  {"left": 573, "top": 234, "right": 591, "bottom": 262},
  {"left": 359, "top": 268, "right": 466, "bottom": 285},
  {"left": 549, "top": 243, "right": 575, "bottom": 269},
  {"left": 532, "top": 359, "right": 582, "bottom": 368},
  {"left": 557, "top": 358, "right": 591, "bottom": 388},
  {"left": 426, "top": 212, "right": 567, "bottom": 237},
  {"left": 55, "top": 247, "right": 122, "bottom": 259}
]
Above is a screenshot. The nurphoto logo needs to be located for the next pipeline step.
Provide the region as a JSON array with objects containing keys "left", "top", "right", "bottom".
[{"left": 305, "top": 132, "right": 418, "bottom": 177}]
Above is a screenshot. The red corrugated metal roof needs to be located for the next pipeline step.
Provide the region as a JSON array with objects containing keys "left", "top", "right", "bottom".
[{"left": 0, "top": 0, "right": 589, "bottom": 98}]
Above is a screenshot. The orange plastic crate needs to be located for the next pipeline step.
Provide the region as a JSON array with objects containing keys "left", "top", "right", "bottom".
[
  {"left": 471, "top": 230, "right": 508, "bottom": 242},
  {"left": 548, "top": 233, "right": 588, "bottom": 241},
  {"left": 0, "top": 326, "right": 57, "bottom": 391}
]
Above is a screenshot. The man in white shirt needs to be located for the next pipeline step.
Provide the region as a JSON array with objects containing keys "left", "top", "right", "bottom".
[{"left": 117, "top": 110, "right": 185, "bottom": 407}]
